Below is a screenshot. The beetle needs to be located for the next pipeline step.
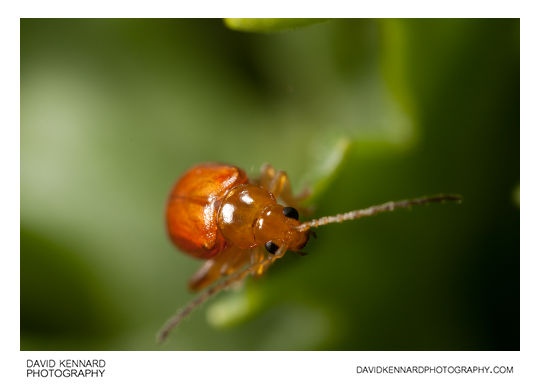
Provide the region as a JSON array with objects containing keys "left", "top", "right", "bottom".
[{"left": 157, "top": 162, "right": 460, "bottom": 342}]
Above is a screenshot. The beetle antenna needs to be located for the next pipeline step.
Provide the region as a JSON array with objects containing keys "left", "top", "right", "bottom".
[
  {"left": 295, "top": 194, "right": 461, "bottom": 232},
  {"left": 156, "top": 254, "right": 279, "bottom": 343}
]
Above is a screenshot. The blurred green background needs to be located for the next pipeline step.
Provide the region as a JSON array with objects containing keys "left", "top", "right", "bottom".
[{"left": 21, "top": 19, "right": 519, "bottom": 350}]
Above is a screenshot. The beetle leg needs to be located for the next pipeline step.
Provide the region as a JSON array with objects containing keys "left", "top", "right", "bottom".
[
  {"left": 269, "top": 170, "right": 311, "bottom": 209},
  {"left": 258, "top": 163, "right": 276, "bottom": 190},
  {"left": 252, "top": 244, "right": 289, "bottom": 278},
  {"left": 188, "top": 259, "right": 221, "bottom": 292},
  {"left": 188, "top": 257, "right": 227, "bottom": 292},
  {"left": 250, "top": 247, "right": 267, "bottom": 276},
  {"left": 188, "top": 247, "right": 249, "bottom": 292},
  {"left": 220, "top": 248, "right": 251, "bottom": 276},
  {"left": 250, "top": 247, "right": 264, "bottom": 265},
  {"left": 250, "top": 244, "right": 289, "bottom": 277},
  {"left": 269, "top": 170, "right": 292, "bottom": 200},
  {"left": 259, "top": 164, "right": 292, "bottom": 199},
  {"left": 258, "top": 163, "right": 311, "bottom": 206}
]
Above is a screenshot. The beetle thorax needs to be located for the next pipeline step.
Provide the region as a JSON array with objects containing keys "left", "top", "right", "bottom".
[{"left": 217, "top": 184, "right": 276, "bottom": 249}]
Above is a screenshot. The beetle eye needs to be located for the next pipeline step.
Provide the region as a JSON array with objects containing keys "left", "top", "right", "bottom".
[
  {"left": 265, "top": 241, "right": 279, "bottom": 254},
  {"left": 283, "top": 206, "right": 299, "bottom": 220}
]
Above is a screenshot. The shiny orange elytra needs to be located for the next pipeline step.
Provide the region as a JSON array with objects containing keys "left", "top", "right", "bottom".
[
  {"left": 166, "top": 163, "right": 249, "bottom": 260},
  {"left": 158, "top": 162, "right": 460, "bottom": 342}
]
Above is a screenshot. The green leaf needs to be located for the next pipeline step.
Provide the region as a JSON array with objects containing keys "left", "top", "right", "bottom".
[
  {"left": 21, "top": 19, "right": 519, "bottom": 350},
  {"left": 224, "top": 18, "right": 329, "bottom": 33}
]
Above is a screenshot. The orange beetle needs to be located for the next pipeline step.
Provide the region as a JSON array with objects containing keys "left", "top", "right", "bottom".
[{"left": 158, "top": 162, "right": 460, "bottom": 342}]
